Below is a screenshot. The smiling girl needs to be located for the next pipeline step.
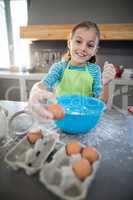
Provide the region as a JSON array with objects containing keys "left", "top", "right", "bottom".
[{"left": 29, "top": 21, "right": 115, "bottom": 120}]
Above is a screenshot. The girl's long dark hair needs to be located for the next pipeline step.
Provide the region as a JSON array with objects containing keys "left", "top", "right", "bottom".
[{"left": 63, "top": 21, "right": 100, "bottom": 63}]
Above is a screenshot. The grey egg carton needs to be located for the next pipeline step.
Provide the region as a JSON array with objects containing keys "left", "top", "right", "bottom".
[
  {"left": 4, "top": 131, "right": 59, "bottom": 175},
  {"left": 40, "top": 146, "right": 101, "bottom": 200}
]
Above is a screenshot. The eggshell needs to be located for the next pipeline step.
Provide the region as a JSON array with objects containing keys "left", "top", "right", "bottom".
[
  {"left": 47, "top": 103, "right": 65, "bottom": 119},
  {"left": 27, "top": 128, "right": 43, "bottom": 144},
  {"left": 82, "top": 147, "right": 99, "bottom": 163},
  {"left": 72, "top": 158, "right": 92, "bottom": 181},
  {"left": 66, "top": 140, "right": 81, "bottom": 155}
]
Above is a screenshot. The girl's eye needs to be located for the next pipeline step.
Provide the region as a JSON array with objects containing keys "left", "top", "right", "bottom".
[
  {"left": 87, "top": 44, "right": 95, "bottom": 48},
  {"left": 76, "top": 40, "right": 82, "bottom": 44}
]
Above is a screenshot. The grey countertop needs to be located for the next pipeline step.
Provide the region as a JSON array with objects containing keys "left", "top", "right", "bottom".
[{"left": 0, "top": 100, "right": 133, "bottom": 200}]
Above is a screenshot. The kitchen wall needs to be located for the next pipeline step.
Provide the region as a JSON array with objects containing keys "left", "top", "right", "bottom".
[
  {"left": 27, "top": 0, "right": 133, "bottom": 68},
  {"left": 28, "top": 0, "right": 133, "bottom": 24}
]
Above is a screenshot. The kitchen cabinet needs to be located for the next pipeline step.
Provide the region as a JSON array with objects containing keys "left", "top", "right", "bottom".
[
  {"left": 0, "top": 71, "right": 45, "bottom": 101},
  {"left": 20, "top": 23, "right": 133, "bottom": 40},
  {"left": 107, "top": 77, "right": 133, "bottom": 113}
]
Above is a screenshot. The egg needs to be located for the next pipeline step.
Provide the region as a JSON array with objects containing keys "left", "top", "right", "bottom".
[
  {"left": 66, "top": 140, "right": 81, "bottom": 155},
  {"left": 82, "top": 147, "right": 99, "bottom": 163},
  {"left": 27, "top": 128, "right": 43, "bottom": 144},
  {"left": 47, "top": 103, "right": 65, "bottom": 119},
  {"left": 72, "top": 158, "right": 92, "bottom": 181}
]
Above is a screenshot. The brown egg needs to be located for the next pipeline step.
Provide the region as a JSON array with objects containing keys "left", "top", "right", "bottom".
[
  {"left": 27, "top": 128, "right": 43, "bottom": 144},
  {"left": 72, "top": 158, "right": 92, "bottom": 181},
  {"left": 82, "top": 147, "right": 99, "bottom": 163},
  {"left": 66, "top": 140, "right": 81, "bottom": 155},
  {"left": 47, "top": 103, "right": 65, "bottom": 119}
]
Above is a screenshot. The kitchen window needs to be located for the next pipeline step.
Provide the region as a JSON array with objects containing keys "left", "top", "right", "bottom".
[
  {"left": 0, "top": 0, "right": 29, "bottom": 70},
  {"left": 0, "top": 0, "right": 9, "bottom": 69}
]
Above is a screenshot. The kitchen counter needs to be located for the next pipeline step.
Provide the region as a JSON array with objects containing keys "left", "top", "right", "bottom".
[{"left": 0, "top": 100, "right": 133, "bottom": 200}]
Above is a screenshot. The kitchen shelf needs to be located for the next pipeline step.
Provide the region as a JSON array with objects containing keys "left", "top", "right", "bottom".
[{"left": 20, "top": 23, "right": 133, "bottom": 41}]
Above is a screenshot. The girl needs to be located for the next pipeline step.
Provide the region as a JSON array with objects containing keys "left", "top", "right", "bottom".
[{"left": 29, "top": 21, "right": 115, "bottom": 121}]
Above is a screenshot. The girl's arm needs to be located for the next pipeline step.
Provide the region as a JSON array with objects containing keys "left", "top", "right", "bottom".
[
  {"left": 99, "top": 84, "right": 109, "bottom": 103},
  {"left": 28, "top": 62, "right": 65, "bottom": 121},
  {"left": 100, "top": 61, "right": 116, "bottom": 103}
]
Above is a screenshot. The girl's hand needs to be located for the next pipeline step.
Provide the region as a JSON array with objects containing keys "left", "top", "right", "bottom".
[
  {"left": 28, "top": 82, "right": 56, "bottom": 122},
  {"left": 102, "top": 61, "right": 116, "bottom": 85}
]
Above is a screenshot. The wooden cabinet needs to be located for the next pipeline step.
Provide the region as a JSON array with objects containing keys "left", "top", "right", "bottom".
[{"left": 20, "top": 23, "right": 133, "bottom": 41}]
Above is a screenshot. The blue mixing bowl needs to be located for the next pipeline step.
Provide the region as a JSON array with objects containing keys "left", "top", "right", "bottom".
[{"left": 55, "top": 95, "right": 106, "bottom": 134}]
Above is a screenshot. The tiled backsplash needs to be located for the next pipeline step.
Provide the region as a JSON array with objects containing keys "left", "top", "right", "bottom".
[
  {"left": 29, "top": 40, "right": 133, "bottom": 73},
  {"left": 29, "top": 41, "right": 66, "bottom": 73}
]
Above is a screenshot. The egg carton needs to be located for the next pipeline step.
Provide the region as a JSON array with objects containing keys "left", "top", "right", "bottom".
[
  {"left": 4, "top": 131, "right": 60, "bottom": 175},
  {"left": 40, "top": 146, "right": 101, "bottom": 200}
]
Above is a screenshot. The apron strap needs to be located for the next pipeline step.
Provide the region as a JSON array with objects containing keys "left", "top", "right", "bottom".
[{"left": 66, "top": 61, "right": 89, "bottom": 71}]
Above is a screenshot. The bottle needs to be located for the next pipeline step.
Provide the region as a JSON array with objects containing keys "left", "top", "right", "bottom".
[{"left": 114, "top": 64, "right": 124, "bottom": 78}]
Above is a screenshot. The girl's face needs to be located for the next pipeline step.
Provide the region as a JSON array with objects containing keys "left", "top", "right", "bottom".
[{"left": 68, "top": 27, "right": 98, "bottom": 66}]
